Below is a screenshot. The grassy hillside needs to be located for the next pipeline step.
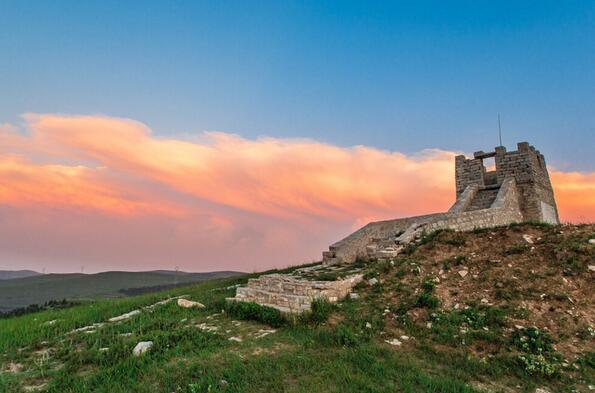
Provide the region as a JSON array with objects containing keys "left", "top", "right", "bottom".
[
  {"left": 0, "top": 271, "right": 42, "bottom": 281},
  {"left": 0, "top": 271, "right": 242, "bottom": 313},
  {"left": 0, "top": 223, "right": 593, "bottom": 393}
]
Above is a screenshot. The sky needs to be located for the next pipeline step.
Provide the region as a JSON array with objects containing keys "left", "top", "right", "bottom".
[{"left": 0, "top": 1, "right": 594, "bottom": 273}]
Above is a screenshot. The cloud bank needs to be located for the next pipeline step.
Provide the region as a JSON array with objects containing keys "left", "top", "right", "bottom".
[{"left": 0, "top": 114, "right": 593, "bottom": 272}]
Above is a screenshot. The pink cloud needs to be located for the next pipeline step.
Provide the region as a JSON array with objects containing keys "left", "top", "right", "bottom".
[{"left": 0, "top": 114, "right": 592, "bottom": 273}]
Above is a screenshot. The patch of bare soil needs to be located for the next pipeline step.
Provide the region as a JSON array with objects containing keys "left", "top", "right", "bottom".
[{"left": 371, "top": 223, "right": 595, "bottom": 362}]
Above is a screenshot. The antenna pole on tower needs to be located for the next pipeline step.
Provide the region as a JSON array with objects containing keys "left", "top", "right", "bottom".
[{"left": 498, "top": 113, "right": 503, "bottom": 146}]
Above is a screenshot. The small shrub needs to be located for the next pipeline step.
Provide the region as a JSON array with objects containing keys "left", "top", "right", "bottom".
[
  {"left": 224, "top": 301, "right": 287, "bottom": 327},
  {"left": 308, "top": 298, "right": 334, "bottom": 325},
  {"left": 415, "top": 292, "right": 440, "bottom": 309},
  {"left": 512, "top": 327, "right": 554, "bottom": 354},
  {"left": 518, "top": 354, "right": 557, "bottom": 377}
]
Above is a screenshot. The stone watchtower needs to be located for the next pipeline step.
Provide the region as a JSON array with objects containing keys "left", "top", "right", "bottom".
[
  {"left": 230, "top": 141, "right": 562, "bottom": 313},
  {"left": 455, "top": 142, "right": 559, "bottom": 224}
]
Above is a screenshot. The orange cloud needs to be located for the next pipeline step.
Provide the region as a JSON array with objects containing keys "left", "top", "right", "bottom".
[
  {"left": 0, "top": 114, "right": 593, "bottom": 273},
  {"left": 551, "top": 171, "right": 595, "bottom": 223}
]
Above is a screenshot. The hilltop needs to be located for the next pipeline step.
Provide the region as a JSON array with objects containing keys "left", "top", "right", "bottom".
[{"left": 0, "top": 223, "right": 593, "bottom": 392}]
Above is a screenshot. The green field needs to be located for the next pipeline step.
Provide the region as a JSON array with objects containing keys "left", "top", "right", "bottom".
[{"left": 0, "top": 271, "right": 242, "bottom": 313}]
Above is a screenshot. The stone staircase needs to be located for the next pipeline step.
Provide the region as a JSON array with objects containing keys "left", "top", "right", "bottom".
[
  {"left": 467, "top": 187, "right": 499, "bottom": 211},
  {"left": 227, "top": 273, "right": 363, "bottom": 313}
]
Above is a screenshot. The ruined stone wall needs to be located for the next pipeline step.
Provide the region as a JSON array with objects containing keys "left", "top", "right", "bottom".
[
  {"left": 423, "top": 177, "right": 523, "bottom": 233},
  {"left": 229, "top": 273, "right": 363, "bottom": 313},
  {"left": 495, "top": 142, "right": 559, "bottom": 223},
  {"left": 322, "top": 212, "right": 444, "bottom": 264},
  {"left": 455, "top": 155, "right": 485, "bottom": 196}
]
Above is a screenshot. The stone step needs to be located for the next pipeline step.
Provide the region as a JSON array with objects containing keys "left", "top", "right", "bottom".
[
  {"left": 233, "top": 287, "right": 312, "bottom": 312},
  {"left": 467, "top": 188, "right": 499, "bottom": 211}
]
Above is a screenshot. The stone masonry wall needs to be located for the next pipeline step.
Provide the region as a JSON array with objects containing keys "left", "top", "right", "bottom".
[
  {"left": 322, "top": 212, "right": 444, "bottom": 264},
  {"left": 228, "top": 273, "right": 363, "bottom": 313},
  {"left": 422, "top": 178, "right": 523, "bottom": 233}
]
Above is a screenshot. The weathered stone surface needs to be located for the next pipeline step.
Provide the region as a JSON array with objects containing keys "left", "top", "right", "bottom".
[
  {"left": 177, "top": 299, "right": 205, "bottom": 309},
  {"left": 132, "top": 341, "right": 153, "bottom": 356},
  {"left": 228, "top": 273, "right": 363, "bottom": 313}
]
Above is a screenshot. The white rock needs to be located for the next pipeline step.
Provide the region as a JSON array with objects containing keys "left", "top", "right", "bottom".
[
  {"left": 349, "top": 292, "right": 360, "bottom": 300},
  {"left": 99, "top": 347, "right": 109, "bottom": 352},
  {"left": 228, "top": 336, "right": 243, "bottom": 342},
  {"left": 534, "top": 388, "right": 552, "bottom": 393},
  {"left": 481, "top": 298, "right": 489, "bottom": 304},
  {"left": 177, "top": 299, "right": 205, "bottom": 309},
  {"left": 589, "top": 238, "right": 595, "bottom": 244},
  {"left": 384, "top": 338, "right": 402, "bottom": 346},
  {"left": 514, "top": 325, "right": 525, "bottom": 330},
  {"left": 458, "top": 270, "right": 468, "bottom": 278},
  {"left": 588, "top": 265, "right": 595, "bottom": 272},
  {"left": 109, "top": 309, "right": 141, "bottom": 323},
  {"left": 523, "top": 234, "right": 534, "bottom": 244},
  {"left": 426, "top": 322, "right": 433, "bottom": 329},
  {"left": 400, "top": 335, "right": 410, "bottom": 341},
  {"left": 365, "top": 322, "right": 372, "bottom": 329},
  {"left": 43, "top": 319, "right": 58, "bottom": 326},
  {"left": 132, "top": 341, "right": 153, "bottom": 356},
  {"left": 454, "top": 303, "right": 460, "bottom": 309},
  {"left": 368, "top": 278, "right": 379, "bottom": 286}
]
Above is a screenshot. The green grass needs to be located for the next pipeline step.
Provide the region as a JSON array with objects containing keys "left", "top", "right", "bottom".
[{"left": 0, "top": 272, "right": 487, "bottom": 393}]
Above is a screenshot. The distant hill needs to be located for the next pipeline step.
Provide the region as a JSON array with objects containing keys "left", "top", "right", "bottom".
[
  {"left": 0, "top": 270, "right": 42, "bottom": 280},
  {"left": 0, "top": 270, "right": 243, "bottom": 313}
]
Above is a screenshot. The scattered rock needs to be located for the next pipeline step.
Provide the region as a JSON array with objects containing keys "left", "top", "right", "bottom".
[
  {"left": 349, "top": 292, "right": 360, "bottom": 299},
  {"left": 481, "top": 298, "right": 489, "bottom": 304},
  {"left": 5, "top": 362, "right": 23, "bottom": 373},
  {"left": 534, "top": 388, "right": 551, "bottom": 393},
  {"left": 368, "top": 278, "right": 379, "bottom": 286},
  {"left": 228, "top": 336, "right": 243, "bottom": 343},
  {"left": 132, "top": 341, "right": 153, "bottom": 356},
  {"left": 384, "top": 338, "right": 402, "bottom": 346},
  {"left": 99, "top": 348, "right": 109, "bottom": 352},
  {"left": 254, "top": 329, "right": 276, "bottom": 339},
  {"left": 588, "top": 265, "right": 595, "bottom": 272},
  {"left": 523, "top": 234, "right": 534, "bottom": 244},
  {"left": 400, "top": 335, "right": 410, "bottom": 341},
  {"left": 458, "top": 270, "right": 468, "bottom": 278},
  {"left": 515, "top": 325, "right": 525, "bottom": 330},
  {"left": 365, "top": 322, "right": 372, "bottom": 329},
  {"left": 23, "top": 383, "right": 47, "bottom": 392},
  {"left": 109, "top": 310, "right": 141, "bottom": 323},
  {"left": 177, "top": 298, "right": 205, "bottom": 309},
  {"left": 197, "top": 323, "right": 219, "bottom": 332},
  {"left": 589, "top": 238, "right": 595, "bottom": 244},
  {"left": 43, "top": 319, "right": 58, "bottom": 326}
]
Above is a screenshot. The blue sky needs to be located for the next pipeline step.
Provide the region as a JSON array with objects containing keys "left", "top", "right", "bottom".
[{"left": 1, "top": 1, "right": 594, "bottom": 170}]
